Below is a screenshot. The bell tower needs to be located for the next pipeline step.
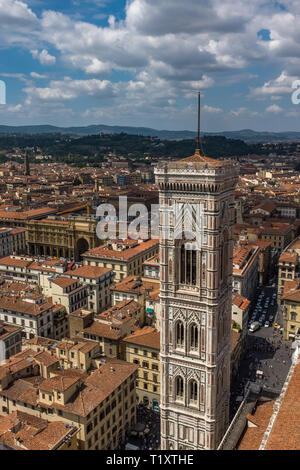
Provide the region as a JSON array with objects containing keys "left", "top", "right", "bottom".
[{"left": 155, "top": 95, "right": 239, "bottom": 450}]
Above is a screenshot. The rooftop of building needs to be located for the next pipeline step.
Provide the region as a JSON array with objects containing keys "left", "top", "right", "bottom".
[
  {"left": 232, "top": 292, "right": 251, "bottom": 311},
  {"left": 123, "top": 327, "right": 160, "bottom": 350},
  {"left": 64, "top": 265, "right": 113, "bottom": 279},
  {"left": 0, "top": 294, "right": 53, "bottom": 316},
  {"left": 166, "top": 149, "right": 230, "bottom": 169},
  {"left": 0, "top": 322, "right": 22, "bottom": 340},
  {"left": 82, "top": 239, "right": 158, "bottom": 262},
  {"left": 264, "top": 360, "right": 300, "bottom": 450},
  {"left": 110, "top": 275, "right": 159, "bottom": 296},
  {"left": 236, "top": 401, "right": 275, "bottom": 450},
  {"left": 0, "top": 410, "right": 78, "bottom": 450}
]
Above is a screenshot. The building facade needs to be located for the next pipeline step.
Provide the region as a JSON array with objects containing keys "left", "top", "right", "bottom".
[{"left": 155, "top": 149, "right": 239, "bottom": 450}]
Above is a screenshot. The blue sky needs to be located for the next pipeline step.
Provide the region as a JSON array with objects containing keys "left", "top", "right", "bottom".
[{"left": 0, "top": 0, "right": 300, "bottom": 132}]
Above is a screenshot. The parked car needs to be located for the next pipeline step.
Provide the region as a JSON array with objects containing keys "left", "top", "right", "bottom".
[
  {"left": 264, "top": 321, "right": 270, "bottom": 328},
  {"left": 249, "top": 321, "right": 260, "bottom": 332}
]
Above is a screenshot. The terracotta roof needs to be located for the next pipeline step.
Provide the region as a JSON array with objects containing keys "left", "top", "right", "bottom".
[
  {"left": 123, "top": 327, "right": 160, "bottom": 350},
  {"left": 65, "top": 265, "right": 112, "bottom": 279},
  {"left": 83, "top": 239, "right": 158, "bottom": 261},
  {"left": 39, "top": 375, "right": 81, "bottom": 393},
  {"left": 237, "top": 401, "right": 275, "bottom": 450},
  {"left": 0, "top": 295, "right": 53, "bottom": 316},
  {"left": 48, "top": 359, "right": 138, "bottom": 417},
  {"left": 232, "top": 293, "right": 250, "bottom": 311},
  {"left": 0, "top": 323, "right": 22, "bottom": 340},
  {"left": 167, "top": 149, "right": 227, "bottom": 168},
  {"left": 111, "top": 275, "right": 159, "bottom": 296},
  {"left": 83, "top": 321, "right": 122, "bottom": 340},
  {"left": 52, "top": 277, "right": 78, "bottom": 288},
  {"left": 0, "top": 411, "right": 78, "bottom": 450},
  {"left": 0, "top": 256, "right": 32, "bottom": 268},
  {"left": 282, "top": 288, "right": 300, "bottom": 303},
  {"left": 265, "top": 361, "right": 300, "bottom": 450}
]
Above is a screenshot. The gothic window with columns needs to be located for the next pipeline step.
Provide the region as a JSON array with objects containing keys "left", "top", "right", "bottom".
[
  {"left": 180, "top": 244, "right": 197, "bottom": 285},
  {"left": 189, "top": 323, "right": 199, "bottom": 351},
  {"left": 220, "top": 229, "right": 229, "bottom": 285},
  {"left": 175, "top": 321, "right": 185, "bottom": 348},
  {"left": 189, "top": 379, "right": 198, "bottom": 404},
  {"left": 175, "top": 376, "right": 184, "bottom": 399}
]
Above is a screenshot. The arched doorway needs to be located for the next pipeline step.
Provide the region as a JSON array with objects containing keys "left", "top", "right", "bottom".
[{"left": 76, "top": 237, "right": 89, "bottom": 260}]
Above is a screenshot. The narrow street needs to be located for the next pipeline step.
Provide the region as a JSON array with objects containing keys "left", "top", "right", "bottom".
[{"left": 230, "top": 285, "right": 292, "bottom": 419}]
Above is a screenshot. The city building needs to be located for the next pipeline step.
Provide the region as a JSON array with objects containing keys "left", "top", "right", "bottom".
[
  {"left": 82, "top": 239, "right": 159, "bottom": 282},
  {"left": 232, "top": 244, "right": 260, "bottom": 301},
  {"left": 26, "top": 216, "right": 101, "bottom": 260},
  {"left": 64, "top": 265, "right": 115, "bottom": 313},
  {"left": 0, "top": 351, "right": 138, "bottom": 450},
  {"left": 143, "top": 254, "right": 160, "bottom": 279},
  {"left": 155, "top": 134, "right": 239, "bottom": 449},
  {"left": 45, "top": 277, "right": 88, "bottom": 315},
  {"left": 110, "top": 275, "right": 160, "bottom": 325},
  {"left": 0, "top": 411, "right": 79, "bottom": 450},
  {"left": 278, "top": 237, "right": 300, "bottom": 301},
  {"left": 0, "top": 293, "right": 55, "bottom": 340},
  {"left": 231, "top": 293, "right": 250, "bottom": 342},
  {"left": 123, "top": 327, "right": 160, "bottom": 411},
  {"left": 281, "top": 281, "right": 300, "bottom": 341},
  {"left": 70, "top": 299, "right": 142, "bottom": 358},
  {"left": 0, "top": 228, "right": 26, "bottom": 258},
  {"left": 0, "top": 321, "right": 23, "bottom": 360},
  {"left": 55, "top": 338, "right": 101, "bottom": 371}
]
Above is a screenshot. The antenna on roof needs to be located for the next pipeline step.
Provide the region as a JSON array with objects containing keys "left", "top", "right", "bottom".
[{"left": 197, "top": 91, "right": 201, "bottom": 151}]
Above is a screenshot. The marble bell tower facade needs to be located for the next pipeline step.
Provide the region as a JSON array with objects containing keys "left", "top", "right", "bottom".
[{"left": 155, "top": 143, "right": 239, "bottom": 450}]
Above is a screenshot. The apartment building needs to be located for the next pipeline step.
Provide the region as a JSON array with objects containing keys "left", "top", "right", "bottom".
[
  {"left": 260, "top": 222, "right": 293, "bottom": 251},
  {"left": 47, "top": 277, "right": 88, "bottom": 315},
  {"left": 0, "top": 411, "right": 79, "bottom": 450},
  {"left": 0, "top": 227, "right": 26, "bottom": 258},
  {"left": 55, "top": 338, "right": 101, "bottom": 371},
  {"left": 278, "top": 237, "right": 300, "bottom": 301},
  {"left": 110, "top": 275, "right": 159, "bottom": 325},
  {"left": 82, "top": 239, "right": 159, "bottom": 282},
  {"left": 0, "top": 255, "right": 68, "bottom": 284},
  {"left": 0, "top": 351, "right": 138, "bottom": 450},
  {"left": 282, "top": 281, "right": 300, "bottom": 341},
  {"left": 232, "top": 293, "right": 250, "bottom": 343},
  {"left": 69, "top": 300, "right": 142, "bottom": 359},
  {"left": 0, "top": 293, "right": 55, "bottom": 340},
  {"left": 232, "top": 244, "right": 260, "bottom": 301},
  {"left": 123, "top": 327, "right": 160, "bottom": 411},
  {"left": 143, "top": 254, "right": 160, "bottom": 279},
  {"left": 0, "top": 321, "right": 23, "bottom": 360},
  {"left": 64, "top": 265, "right": 115, "bottom": 313}
]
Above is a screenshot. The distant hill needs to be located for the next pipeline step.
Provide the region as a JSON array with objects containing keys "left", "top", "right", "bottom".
[{"left": 1, "top": 124, "right": 300, "bottom": 143}]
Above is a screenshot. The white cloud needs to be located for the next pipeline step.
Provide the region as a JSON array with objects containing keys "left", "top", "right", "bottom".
[
  {"left": 250, "top": 71, "right": 297, "bottom": 98},
  {"left": 266, "top": 104, "right": 283, "bottom": 114},
  {"left": 30, "top": 72, "right": 47, "bottom": 79},
  {"left": 24, "top": 77, "right": 117, "bottom": 104},
  {"left": 203, "top": 105, "right": 223, "bottom": 113},
  {"left": 0, "top": 0, "right": 38, "bottom": 47},
  {"left": 31, "top": 49, "right": 56, "bottom": 66},
  {"left": 230, "top": 107, "right": 247, "bottom": 116}
]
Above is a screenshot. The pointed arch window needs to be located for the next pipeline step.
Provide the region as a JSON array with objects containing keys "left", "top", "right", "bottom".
[
  {"left": 180, "top": 244, "right": 197, "bottom": 285},
  {"left": 176, "top": 321, "right": 184, "bottom": 348},
  {"left": 220, "top": 229, "right": 229, "bottom": 284},
  {"left": 176, "top": 376, "right": 184, "bottom": 399},
  {"left": 189, "top": 323, "right": 199, "bottom": 351},
  {"left": 189, "top": 380, "right": 198, "bottom": 402}
]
